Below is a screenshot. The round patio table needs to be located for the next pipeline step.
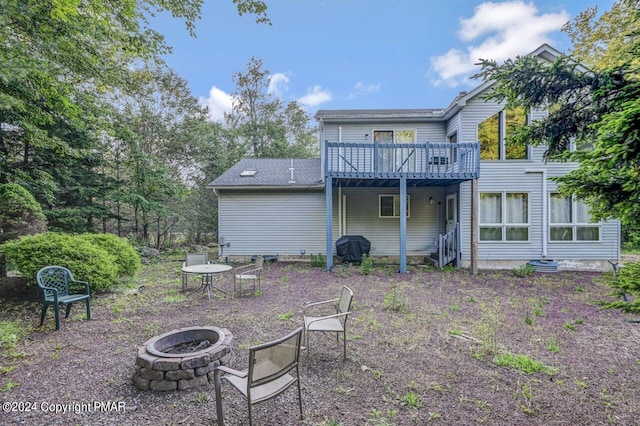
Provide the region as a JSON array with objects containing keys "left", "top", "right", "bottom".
[{"left": 181, "top": 264, "right": 232, "bottom": 300}]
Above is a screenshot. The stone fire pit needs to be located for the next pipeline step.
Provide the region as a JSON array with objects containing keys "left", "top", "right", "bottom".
[{"left": 133, "top": 326, "right": 234, "bottom": 391}]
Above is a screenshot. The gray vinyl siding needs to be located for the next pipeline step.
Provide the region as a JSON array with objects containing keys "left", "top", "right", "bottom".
[
  {"left": 338, "top": 187, "right": 445, "bottom": 255},
  {"left": 218, "top": 190, "right": 326, "bottom": 256},
  {"left": 457, "top": 91, "right": 619, "bottom": 262},
  {"left": 446, "top": 113, "right": 459, "bottom": 139},
  {"left": 459, "top": 161, "right": 620, "bottom": 263},
  {"left": 321, "top": 123, "right": 448, "bottom": 144}
]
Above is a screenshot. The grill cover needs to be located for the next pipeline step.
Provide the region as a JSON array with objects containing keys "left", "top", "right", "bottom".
[{"left": 336, "top": 235, "right": 371, "bottom": 263}]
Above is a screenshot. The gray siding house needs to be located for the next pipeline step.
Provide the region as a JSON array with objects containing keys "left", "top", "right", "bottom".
[{"left": 209, "top": 45, "right": 620, "bottom": 272}]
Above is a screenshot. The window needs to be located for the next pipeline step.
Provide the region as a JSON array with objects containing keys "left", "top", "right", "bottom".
[
  {"left": 373, "top": 129, "right": 417, "bottom": 173},
  {"left": 549, "top": 194, "right": 600, "bottom": 241},
  {"left": 480, "top": 192, "right": 529, "bottom": 241},
  {"left": 478, "top": 107, "right": 528, "bottom": 160},
  {"left": 379, "top": 195, "right": 410, "bottom": 218}
]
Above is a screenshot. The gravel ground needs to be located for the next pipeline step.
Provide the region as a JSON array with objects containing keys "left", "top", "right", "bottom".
[{"left": 1, "top": 259, "right": 639, "bottom": 425}]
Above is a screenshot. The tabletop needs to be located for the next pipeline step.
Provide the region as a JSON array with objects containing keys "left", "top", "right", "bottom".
[{"left": 181, "top": 264, "right": 232, "bottom": 274}]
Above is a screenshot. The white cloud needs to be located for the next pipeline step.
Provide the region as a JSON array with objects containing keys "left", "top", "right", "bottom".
[
  {"left": 349, "top": 81, "right": 381, "bottom": 98},
  {"left": 199, "top": 86, "right": 234, "bottom": 122},
  {"left": 268, "top": 73, "right": 290, "bottom": 98},
  {"left": 429, "top": 1, "right": 570, "bottom": 87},
  {"left": 298, "top": 85, "right": 332, "bottom": 107}
]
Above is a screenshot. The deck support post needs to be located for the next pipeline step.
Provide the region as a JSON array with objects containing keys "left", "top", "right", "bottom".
[
  {"left": 471, "top": 178, "right": 478, "bottom": 275},
  {"left": 399, "top": 177, "right": 407, "bottom": 273},
  {"left": 325, "top": 176, "right": 333, "bottom": 271}
]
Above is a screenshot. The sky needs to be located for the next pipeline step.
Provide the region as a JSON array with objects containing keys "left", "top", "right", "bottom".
[{"left": 152, "top": 0, "right": 615, "bottom": 122}]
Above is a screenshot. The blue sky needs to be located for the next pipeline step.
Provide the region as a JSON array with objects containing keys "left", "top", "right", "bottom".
[{"left": 153, "top": 0, "right": 614, "bottom": 121}]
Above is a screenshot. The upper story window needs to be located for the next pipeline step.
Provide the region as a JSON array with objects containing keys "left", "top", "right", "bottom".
[
  {"left": 480, "top": 192, "right": 529, "bottom": 241},
  {"left": 549, "top": 193, "right": 600, "bottom": 241},
  {"left": 374, "top": 129, "right": 417, "bottom": 173},
  {"left": 379, "top": 194, "right": 410, "bottom": 218},
  {"left": 373, "top": 129, "right": 416, "bottom": 144},
  {"left": 478, "top": 106, "right": 528, "bottom": 160}
]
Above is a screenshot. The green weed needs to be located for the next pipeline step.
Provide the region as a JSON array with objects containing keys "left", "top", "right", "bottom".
[
  {"left": 513, "top": 264, "right": 536, "bottom": 277},
  {"left": 547, "top": 336, "right": 561, "bottom": 353},
  {"left": 383, "top": 284, "right": 408, "bottom": 313},
  {"left": 403, "top": 391, "right": 422, "bottom": 409},
  {"left": 310, "top": 253, "right": 325, "bottom": 267},
  {"left": 0, "top": 378, "right": 19, "bottom": 392},
  {"left": 277, "top": 310, "right": 294, "bottom": 321},
  {"left": 494, "top": 353, "right": 556, "bottom": 375},
  {"left": 360, "top": 254, "right": 374, "bottom": 275}
]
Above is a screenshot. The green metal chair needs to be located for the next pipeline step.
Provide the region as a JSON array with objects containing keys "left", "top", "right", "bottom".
[
  {"left": 214, "top": 327, "right": 303, "bottom": 426},
  {"left": 36, "top": 266, "right": 91, "bottom": 331}
]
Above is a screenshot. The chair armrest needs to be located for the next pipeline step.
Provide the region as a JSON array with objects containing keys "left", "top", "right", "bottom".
[
  {"left": 215, "top": 365, "right": 248, "bottom": 378},
  {"left": 234, "top": 264, "right": 255, "bottom": 274},
  {"left": 236, "top": 267, "right": 262, "bottom": 276},
  {"left": 303, "top": 298, "right": 339, "bottom": 315},
  {"left": 70, "top": 278, "right": 91, "bottom": 295},
  {"left": 42, "top": 286, "right": 59, "bottom": 302},
  {"left": 182, "top": 261, "right": 187, "bottom": 268},
  {"left": 305, "top": 311, "right": 352, "bottom": 326}
]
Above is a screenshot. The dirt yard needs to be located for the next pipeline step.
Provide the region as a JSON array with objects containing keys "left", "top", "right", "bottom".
[{"left": 1, "top": 259, "right": 639, "bottom": 425}]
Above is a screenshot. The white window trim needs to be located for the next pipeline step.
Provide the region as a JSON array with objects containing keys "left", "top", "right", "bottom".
[
  {"left": 379, "top": 194, "right": 410, "bottom": 218},
  {"left": 479, "top": 191, "right": 530, "bottom": 242},
  {"left": 549, "top": 194, "right": 601, "bottom": 242}
]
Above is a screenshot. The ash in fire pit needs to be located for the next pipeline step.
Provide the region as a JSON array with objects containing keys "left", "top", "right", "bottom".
[
  {"left": 167, "top": 339, "right": 213, "bottom": 354},
  {"left": 134, "top": 326, "right": 233, "bottom": 391}
]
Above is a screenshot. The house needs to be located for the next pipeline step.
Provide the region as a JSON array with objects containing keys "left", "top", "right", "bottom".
[{"left": 209, "top": 44, "right": 620, "bottom": 272}]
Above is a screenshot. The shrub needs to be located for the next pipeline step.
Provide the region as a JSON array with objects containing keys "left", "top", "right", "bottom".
[
  {"left": 360, "top": 253, "right": 373, "bottom": 275},
  {"left": 310, "top": 253, "right": 325, "bottom": 268},
  {"left": 513, "top": 263, "right": 536, "bottom": 277},
  {"left": 78, "top": 233, "right": 141, "bottom": 278},
  {"left": 0, "top": 183, "right": 47, "bottom": 244},
  {"left": 0, "top": 232, "right": 119, "bottom": 292}
]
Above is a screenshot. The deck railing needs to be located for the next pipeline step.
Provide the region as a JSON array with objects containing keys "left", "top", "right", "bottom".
[
  {"left": 325, "top": 141, "right": 480, "bottom": 180},
  {"left": 438, "top": 223, "right": 460, "bottom": 268}
]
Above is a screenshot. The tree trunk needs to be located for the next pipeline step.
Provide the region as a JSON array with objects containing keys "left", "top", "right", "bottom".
[{"left": 0, "top": 253, "right": 7, "bottom": 278}]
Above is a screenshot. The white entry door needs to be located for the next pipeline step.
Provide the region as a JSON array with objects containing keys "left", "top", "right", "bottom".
[{"left": 446, "top": 193, "right": 457, "bottom": 232}]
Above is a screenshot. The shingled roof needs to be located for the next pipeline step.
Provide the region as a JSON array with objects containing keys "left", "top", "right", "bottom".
[{"left": 208, "top": 158, "right": 323, "bottom": 189}]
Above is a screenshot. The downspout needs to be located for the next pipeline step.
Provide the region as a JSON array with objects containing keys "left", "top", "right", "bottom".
[{"left": 525, "top": 169, "right": 548, "bottom": 258}]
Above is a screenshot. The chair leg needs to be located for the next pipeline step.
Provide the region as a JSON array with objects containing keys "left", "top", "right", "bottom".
[
  {"left": 40, "top": 304, "right": 49, "bottom": 326},
  {"left": 214, "top": 369, "right": 225, "bottom": 426},
  {"left": 54, "top": 303, "right": 61, "bottom": 331},
  {"left": 296, "top": 366, "right": 303, "bottom": 420},
  {"left": 247, "top": 399, "right": 253, "bottom": 426},
  {"left": 86, "top": 298, "right": 91, "bottom": 320},
  {"left": 65, "top": 302, "right": 73, "bottom": 318},
  {"left": 343, "top": 329, "right": 347, "bottom": 360}
]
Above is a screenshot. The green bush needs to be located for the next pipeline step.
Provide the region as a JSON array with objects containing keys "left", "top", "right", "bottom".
[
  {"left": 0, "top": 183, "right": 47, "bottom": 244},
  {"left": 0, "top": 232, "right": 120, "bottom": 292},
  {"left": 310, "top": 253, "right": 325, "bottom": 268},
  {"left": 513, "top": 263, "right": 536, "bottom": 277},
  {"left": 78, "top": 233, "right": 141, "bottom": 278},
  {"left": 360, "top": 253, "right": 374, "bottom": 275}
]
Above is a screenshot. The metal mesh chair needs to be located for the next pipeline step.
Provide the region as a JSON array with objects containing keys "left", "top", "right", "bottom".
[
  {"left": 303, "top": 285, "right": 353, "bottom": 360},
  {"left": 182, "top": 253, "right": 209, "bottom": 291},
  {"left": 234, "top": 256, "right": 264, "bottom": 296},
  {"left": 214, "top": 327, "right": 303, "bottom": 426},
  {"left": 36, "top": 266, "right": 91, "bottom": 330}
]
